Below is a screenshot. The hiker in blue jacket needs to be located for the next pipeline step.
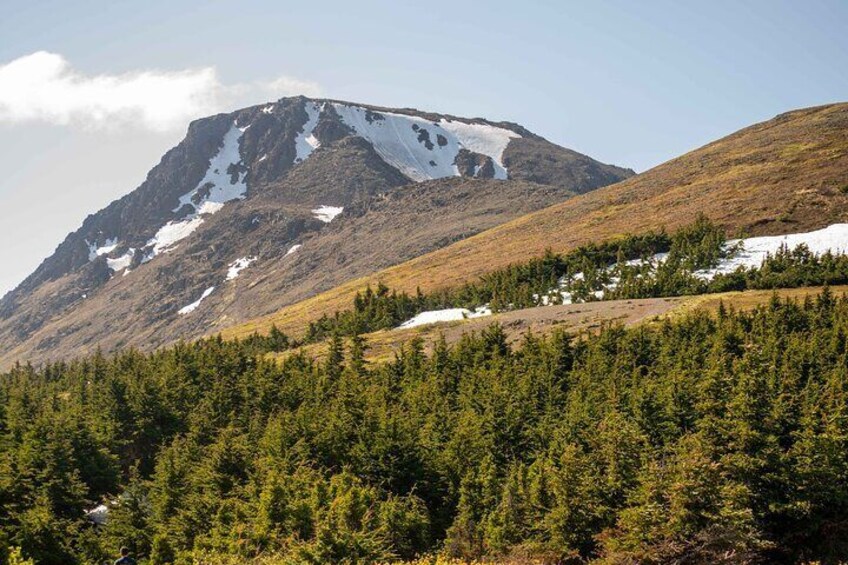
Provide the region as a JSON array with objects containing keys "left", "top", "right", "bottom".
[{"left": 115, "top": 547, "right": 136, "bottom": 565}]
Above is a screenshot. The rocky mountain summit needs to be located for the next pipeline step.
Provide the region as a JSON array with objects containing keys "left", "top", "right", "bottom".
[{"left": 0, "top": 97, "right": 632, "bottom": 366}]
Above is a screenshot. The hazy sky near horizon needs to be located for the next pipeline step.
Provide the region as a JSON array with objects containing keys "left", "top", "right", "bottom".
[{"left": 1, "top": 0, "right": 846, "bottom": 295}]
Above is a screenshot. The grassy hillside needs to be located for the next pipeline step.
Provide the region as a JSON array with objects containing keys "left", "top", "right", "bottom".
[{"left": 222, "top": 102, "right": 848, "bottom": 340}]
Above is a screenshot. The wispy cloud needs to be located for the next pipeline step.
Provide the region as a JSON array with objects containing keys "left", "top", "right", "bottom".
[{"left": 0, "top": 52, "right": 322, "bottom": 132}]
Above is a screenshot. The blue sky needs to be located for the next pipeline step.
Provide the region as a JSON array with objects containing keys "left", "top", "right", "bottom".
[{"left": 1, "top": 0, "right": 846, "bottom": 294}]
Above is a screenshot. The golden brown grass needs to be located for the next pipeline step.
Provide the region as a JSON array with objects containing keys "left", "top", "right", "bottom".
[{"left": 667, "top": 285, "right": 848, "bottom": 318}]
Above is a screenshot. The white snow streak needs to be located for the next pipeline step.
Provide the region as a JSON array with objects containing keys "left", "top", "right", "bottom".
[
  {"left": 285, "top": 244, "right": 302, "bottom": 256},
  {"left": 178, "top": 286, "right": 215, "bottom": 315},
  {"left": 143, "top": 122, "right": 248, "bottom": 262},
  {"left": 294, "top": 102, "right": 322, "bottom": 162},
  {"left": 146, "top": 216, "right": 204, "bottom": 257},
  {"left": 312, "top": 205, "right": 343, "bottom": 223},
  {"left": 173, "top": 123, "right": 248, "bottom": 215}
]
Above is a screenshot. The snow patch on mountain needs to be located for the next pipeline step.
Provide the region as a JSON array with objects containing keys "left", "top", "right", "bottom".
[
  {"left": 294, "top": 102, "right": 322, "bottom": 162},
  {"left": 286, "top": 244, "right": 302, "bottom": 256},
  {"left": 106, "top": 249, "right": 134, "bottom": 272},
  {"left": 141, "top": 122, "right": 248, "bottom": 263},
  {"left": 178, "top": 286, "right": 215, "bottom": 315},
  {"left": 87, "top": 238, "right": 118, "bottom": 261},
  {"left": 312, "top": 205, "right": 343, "bottom": 223},
  {"left": 226, "top": 256, "right": 256, "bottom": 281},
  {"left": 440, "top": 120, "right": 519, "bottom": 179},
  {"left": 173, "top": 123, "right": 248, "bottom": 215},
  {"left": 145, "top": 216, "right": 205, "bottom": 259},
  {"left": 331, "top": 103, "right": 519, "bottom": 182}
]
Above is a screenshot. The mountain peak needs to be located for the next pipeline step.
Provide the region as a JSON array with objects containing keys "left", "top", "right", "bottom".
[
  {"left": 0, "top": 96, "right": 633, "bottom": 367},
  {"left": 231, "top": 96, "right": 529, "bottom": 182}
]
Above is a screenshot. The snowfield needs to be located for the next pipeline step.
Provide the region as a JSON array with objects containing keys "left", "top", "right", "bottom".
[
  {"left": 312, "top": 205, "right": 344, "bottom": 223},
  {"left": 226, "top": 257, "right": 257, "bottom": 281},
  {"left": 178, "top": 286, "right": 215, "bottom": 315},
  {"left": 331, "top": 103, "right": 519, "bottom": 182},
  {"left": 398, "top": 306, "right": 492, "bottom": 329}
]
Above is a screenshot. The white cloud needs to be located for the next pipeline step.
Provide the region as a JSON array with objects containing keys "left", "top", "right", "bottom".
[
  {"left": 261, "top": 76, "right": 323, "bottom": 98},
  {"left": 0, "top": 52, "right": 322, "bottom": 132}
]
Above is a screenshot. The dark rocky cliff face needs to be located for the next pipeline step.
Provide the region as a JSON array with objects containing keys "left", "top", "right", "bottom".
[
  {"left": 503, "top": 137, "right": 634, "bottom": 192},
  {"left": 0, "top": 96, "right": 633, "bottom": 367}
]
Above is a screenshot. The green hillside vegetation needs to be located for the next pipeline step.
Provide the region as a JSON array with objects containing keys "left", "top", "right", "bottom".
[
  {"left": 3, "top": 288, "right": 848, "bottom": 563},
  {"left": 250, "top": 217, "right": 848, "bottom": 352}
]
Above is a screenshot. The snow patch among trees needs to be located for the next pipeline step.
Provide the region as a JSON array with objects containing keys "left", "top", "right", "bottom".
[
  {"left": 696, "top": 224, "right": 848, "bottom": 279},
  {"left": 85, "top": 504, "right": 109, "bottom": 526},
  {"left": 398, "top": 306, "right": 491, "bottom": 329}
]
